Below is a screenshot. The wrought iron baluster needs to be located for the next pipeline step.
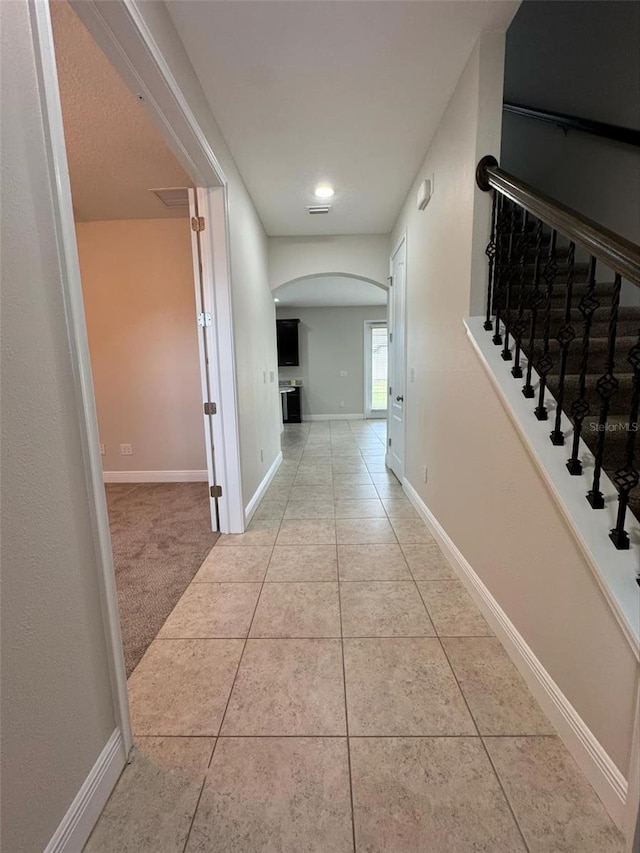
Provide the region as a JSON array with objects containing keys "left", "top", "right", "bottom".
[
  {"left": 523, "top": 219, "right": 545, "bottom": 398},
  {"left": 501, "top": 204, "right": 518, "bottom": 361},
  {"left": 609, "top": 336, "right": 640, "bottom": 550},
  {"left": 510, "top": 212, "right": 531, "bottom": 378},
  {"left": 534, "top": 230, "right": 559, "bottom": 421},
  {"left": 492, "top": 196, "right": 510, "bottom": 347},
  {"left": 484, "top": 190, "right": 498, "bottom": 331},
  {"left": 550, "top": 242, "right": 577, "bottom": 445},
  {"left": 567, "top": 257, "right": 599, "bottom": 474},
  {"left": 587, "top": 273, "right": 623, "bottom": 509}
]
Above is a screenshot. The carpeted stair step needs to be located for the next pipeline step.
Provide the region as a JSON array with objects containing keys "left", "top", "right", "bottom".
[
  {"left": 547, "top": 373, "right": 636, "bottom": 418},
  {"left": 521, "top": 313, "right": 640, "bottom": 341},
  {"left": 518, "top": 281, "right": 618, "bottom": 305},
  {"left": 521, "top": 335, "right": 638, "bottom": 376}
]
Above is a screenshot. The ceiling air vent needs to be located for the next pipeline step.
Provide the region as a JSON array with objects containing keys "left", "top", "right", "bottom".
[
  {"left": 306, "top": 204, "right": 332, "bottom": 215},
  {"left": 150, "top": 187, "right": 189, "bottom": 208}
]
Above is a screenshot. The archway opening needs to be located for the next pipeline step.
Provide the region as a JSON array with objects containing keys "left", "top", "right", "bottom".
[{"left": 273, "top": 274, "right": 389, "bottom": 424}]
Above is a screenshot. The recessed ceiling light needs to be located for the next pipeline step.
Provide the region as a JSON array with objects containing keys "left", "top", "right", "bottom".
[
  {"left": 314, "top": 184, "right": 335, "bottom": 199},
  {"left": 274, "top": 297, "right": 280, "bottom": 303}
]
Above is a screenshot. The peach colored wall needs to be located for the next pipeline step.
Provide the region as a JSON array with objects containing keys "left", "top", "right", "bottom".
[{"left": 76, "top": 218, "right": 207, "bottom": 473}]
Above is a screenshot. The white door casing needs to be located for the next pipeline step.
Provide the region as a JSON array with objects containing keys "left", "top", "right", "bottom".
[{"left": 387, "top": 233, "right": 407, "bottom": 480}]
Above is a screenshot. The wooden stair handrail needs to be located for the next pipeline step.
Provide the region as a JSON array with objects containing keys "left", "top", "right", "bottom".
[{"left": 476, "top": 156, "right": 640, "bottom": 286}]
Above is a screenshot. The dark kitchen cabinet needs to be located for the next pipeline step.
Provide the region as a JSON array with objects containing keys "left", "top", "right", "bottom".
[
  {"left": 281, "top": 387, "right": 301, "bottom": 423},
  {"left": 277, "top": 319, "right": 300, "bottom": 367}
]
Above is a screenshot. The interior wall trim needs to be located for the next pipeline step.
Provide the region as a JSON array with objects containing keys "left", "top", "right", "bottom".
[
  {"left": 103, "top": 469, "right": 208, "bottom": 483},
  {"left": 244, "top": 452, "right": 283, "bottom": 524},
  {"left": 44, "top": 729, "right": 125, "bottom": 853},
  {"left": 302, "top": 413, "right": 365, "bottom": 421}
]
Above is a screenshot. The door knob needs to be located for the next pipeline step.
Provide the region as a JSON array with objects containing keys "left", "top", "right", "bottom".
[{"left": 396, "top": 395, "right": 404, "bottom": 402}]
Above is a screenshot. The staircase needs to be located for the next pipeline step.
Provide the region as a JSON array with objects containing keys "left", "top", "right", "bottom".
[{"left": 477, "top": 157, "right": 640, "bottom": 552}]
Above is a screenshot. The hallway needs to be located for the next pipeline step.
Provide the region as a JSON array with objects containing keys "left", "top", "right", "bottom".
[{"left": 85, "top": 421, "right": 623, "bottom": 852}]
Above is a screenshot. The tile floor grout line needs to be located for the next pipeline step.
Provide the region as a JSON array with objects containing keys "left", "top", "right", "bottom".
[
  {"left": 207, "top": 535, "right": 280, "bottom": 743},
  {"left": 130, "top": 732, "right": 558, "bottom": 740},
  {"left": 154, "top": 633, "right": 498, "bottom": 641},
  {"left": 480, "top": 735, "right": 533, "bottom": 853},
  {"left": 333, "top": 427, "right": 358, "bottom": 853},
  {"left": 180, "top": 737, "right": 217, "bottom": 853},
  {"left": 437, "top": 637, "right": 532, "bottom": 853}
]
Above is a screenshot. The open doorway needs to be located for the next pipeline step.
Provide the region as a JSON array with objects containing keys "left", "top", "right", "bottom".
[
  {"left": 51, "top": 1, "right": 220, "bottom": 675},
  {"left": 273, "top": 275, "right": 388, "bottom": 425}
]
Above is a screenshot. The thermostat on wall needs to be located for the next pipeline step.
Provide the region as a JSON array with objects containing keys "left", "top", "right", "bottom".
[{"left": 417, "top": 178, "right": 432, "bottom": 210}]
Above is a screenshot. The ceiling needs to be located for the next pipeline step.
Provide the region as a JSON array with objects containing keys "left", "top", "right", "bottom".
[
  {"left": 50, "top": 0, "right": 192, "bottom": 221},
  {"left": 274, "top": 276, "right": 387, "bottom": 307},
  {"left": 167, "top": 0, "right": 518, "bottom": 236}
]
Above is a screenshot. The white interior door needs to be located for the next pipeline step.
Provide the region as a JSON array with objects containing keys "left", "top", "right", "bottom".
[
  {"left": 189, "top": 188, "right": 219, "bottom": 531},
  {"left": 387, "top": 234, "right": 407, "bottom": 481}
]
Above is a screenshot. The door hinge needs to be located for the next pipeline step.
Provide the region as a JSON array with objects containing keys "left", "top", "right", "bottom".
[
  {"left": 387, "top": 275, "right": 393, "bottom": 286},
  {"left": 197, "top": 312, "right": 212, "bottom": 327},
  {"left": 210, "top": 484, "right": 223, "bottom": 498},
  {"left": 191, "top": 216, "right": 205, "bottom": 232},
  {"left": 389, "top": 332, "right": 393, "bottom": 343},
  {"left": 389, "top": 386, "right": 392, "bottom": 396},
  {"left": 204, "top": 402, "right": 217, "bottom": 415},
  {"left": 388, "top": 437, "right": 392, "bottom": 447}
]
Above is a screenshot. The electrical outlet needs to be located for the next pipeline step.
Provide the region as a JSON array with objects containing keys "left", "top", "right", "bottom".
[
  {"left": 120, "top": 443, "right": 133, "bottom": 456},
  {"left": 339, "top": 400, "right": 345, "bottom": 408},
  {"left": 339, "top": 370, "right": 347, "bottom": 377},
  {"left": 423, "top": 465, "right": 428, "bottom": 483},
  {"left": 99, "top": 443, "right": 105, "bottom": 456}
]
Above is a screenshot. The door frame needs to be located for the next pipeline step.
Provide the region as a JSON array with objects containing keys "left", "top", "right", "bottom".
[
  {"left": 387, "top": 230, "right": 408, "bottom": 479},
  {"left": 32, "top": 0, "right": 245, "bottom": 757},
  {"left": 363, "top": 320, "right": 389, "bottom": 419}
]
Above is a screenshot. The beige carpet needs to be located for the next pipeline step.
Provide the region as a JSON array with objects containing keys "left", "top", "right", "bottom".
[{"left": 105, "top": 482, "right": 219, "bottom": 676}]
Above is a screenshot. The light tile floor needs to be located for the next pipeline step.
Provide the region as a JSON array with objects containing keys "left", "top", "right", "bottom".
[{"left": 85, "top": 420, "right": 624, "bottom": 852}]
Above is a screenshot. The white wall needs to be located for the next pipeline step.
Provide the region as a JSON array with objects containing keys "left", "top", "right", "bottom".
[
  {"left": 76, "top": 219, "right": 207, "bottom": 474},
  {"left": 501, "top": 0, "right": 640, "bottom": 302},
  {"left": 269, "top": 234, "right": 390, "bottom": 291},
  {"left": 80, "top": 0, "right": 282, "bottom": 507},
  {"left": 0, "top": 4, "right": 117, "bottom": 850},
  {"left": 277, "top": 305, "right": 387, "bottom": 417},
  {"left": 391, "top": 31, "right": 638, "bottom": 784}
]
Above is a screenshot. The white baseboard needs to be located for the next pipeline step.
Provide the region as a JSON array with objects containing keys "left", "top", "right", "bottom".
[
  {"left": 44, "top": 728, "right": 126, "bottom": 852},
  {"left": 402, "top": 477, "right": 628, "bottom": 828},
  {"left": 244, "top": 451, "right": 283, "bottom": 524},
  {"left": 103, "top": 470, "right": 208, "bottom": 483},
  {"left": 303, "top": 413, "right": 364, "bottom": 421}
]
